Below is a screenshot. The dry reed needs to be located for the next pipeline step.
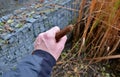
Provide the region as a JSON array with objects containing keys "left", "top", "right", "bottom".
[
  {"left": 52, "top": 0, "right": 120, "bottom": 76},
  {"left": 73, "top": 0, "right": 120, "bottom": 62}
]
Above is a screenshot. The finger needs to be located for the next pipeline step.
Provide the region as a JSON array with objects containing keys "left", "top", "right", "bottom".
[
  {"left": 58, "top": 35, "right": 67, "bottom": 46},
  {"left": 49, "top": 26, "right": 60, "bottom": 33},
  {"left": 34, "top": 33, "right": 44, "bottom": 46},
  {"left": 45, "top": 26, "right": 60, "bottom": 37}
]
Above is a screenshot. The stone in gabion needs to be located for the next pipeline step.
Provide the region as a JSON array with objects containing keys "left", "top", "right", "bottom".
[
  {"left": 41, "top": 14, "right": 48, "bottom": 20},
  {"left": 39, "top": 22, "right": 46, "bottom": 32},
  {"left": 26, "top": 18, "right": 36, "bottom": 23},
  {"left": 2, "top": 14, "right": 12, "bottom": 21},
  {"left": 36, "top": 8, "right": 42, "bottom": 11},
  {"left": 1, "top": 34, "right": 13, "bottom": 40},
  {"left": 7, "top": 35, "right": 17, "bottom": 44},
  {"left": 33, "top": 14, "right": 41, "bottom": 19},
  {"left": 33, "top": 22, "right": 41, "bottom": 37},
  {"left": 0, "top": 61, "right": 5, "bottom": 71},
  {"left": 0, "top": 18, "right": 5, "bottom": 22},
  {"left": 20, "top": 7, "right": 26, "bottom": 11}
]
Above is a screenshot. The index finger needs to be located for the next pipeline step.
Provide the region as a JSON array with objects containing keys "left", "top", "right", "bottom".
[{"left": 45, "top": 26, "right": 60, "bottom": 36}]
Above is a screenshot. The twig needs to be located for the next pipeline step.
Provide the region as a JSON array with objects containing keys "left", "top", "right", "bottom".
[
  {"left": 84, "top": 55, "right": 120, "bottom": 60},
  {"left": 49, "top": 4, "right": 79, "bottom": 12}
]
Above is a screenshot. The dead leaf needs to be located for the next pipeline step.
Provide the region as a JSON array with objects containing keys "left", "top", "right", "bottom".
[
  {"left": 4, "top": 24, "right": 13, "bottom": 32},
  {"left": 35, "top": 4, "right": 43, "bottom": 8},
  {"left": 74, "top": 67, "right": 78, "bottom": 72},
  {"left": 40, "top": 0, "right": 44, "bottom": 3}
]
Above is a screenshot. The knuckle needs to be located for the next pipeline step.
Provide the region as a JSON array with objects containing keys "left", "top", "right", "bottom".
[
  {"left": 44, "top": 32, "right": 53, "bottom": 39},
  {"left": 38, "top": 33, "right": 44, "bottom": 37},
  {"left": 54, "top": 26, "right": 60, "bottom": 30}
]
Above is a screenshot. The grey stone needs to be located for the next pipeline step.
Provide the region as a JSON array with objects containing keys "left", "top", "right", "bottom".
[
  {"left": 0, "top": 48, "right": 8, "bottom": 56},
  {"left": 24, "top": 41, "right": 33, "bottom": 52},
  {"left": 21, "top": 30, "right": 33, "bottom": 41},
  {"left": 2, "top": 14, "right": 12, "bottom": 21},
  {"left": 7, "top": 35, "right": 16, "bottom": 44},
  {"left": 33, "top": 23, "right": 41, "bottom": 37},
  {"left": 19, "top": 46, "right": 27, "bottom": 54},
  {"left": 33, "top": 14, "right": 41, "bottom": 19},
  {"left": 13, "top": 9, "right": 23, "bottom": 15},
  {"left": 0, "top": 19, "right": 1, "bottom": 22},
  {"left": 20, "top": 7, "right": 26, "bottom": 11},
  {"left": 0, "top": 71, "right": 3, "bottom": 77},
  {"left": 44, "top": 19, "right": 53, "bottom": 30},
  {"left": 30, "top": 5, "right": 34, "bottom": 8},
  {"left": 36, "top": 8, "right": 42, "bottom": 11},
  {"left": 50, "top": 16, "right": 58, "bottom": 26},
  {"left": 41, "top": 15, "right": 48, "bottom": 20},
  {"left": 57, "top": 10, "right": 66, "bottom": 18},
  {"left": 24, "top": 23, "right": 32, "bottom": 29},
  {"left": 26, "top": 18, "right": 36, "bottom": 23},
  {"left": 16, "top": 31, "right": 24, "bottom": 40},
  {"left": 24, "top": 45, "right": 33, "bottom": 54},
  {"left": 0, "top": 18, "right": 5, "bottom": 22},
  {"left": 39, "top": 22, "right": 46, "bottom": 32},
  {"left": 10, "top": 22, "right": 17, "bottom": 27},
  {"left": 1, "top": 34, "right": 13, "bottom": 40},
  {"left": 0, "top": 61, "right": 5, "bottom": 71},
  {"left": 1, "top": 45, "right": 8, "bottom": 52}
]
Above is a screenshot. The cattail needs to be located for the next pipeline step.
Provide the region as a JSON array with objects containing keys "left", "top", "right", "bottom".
[{"left": 55, "top": 24, "right": 73, "bottom": 42}]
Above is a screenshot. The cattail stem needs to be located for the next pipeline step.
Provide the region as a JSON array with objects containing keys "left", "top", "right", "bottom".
[{"left": 55, "top": 24, "right": 74, "bottom": 42}]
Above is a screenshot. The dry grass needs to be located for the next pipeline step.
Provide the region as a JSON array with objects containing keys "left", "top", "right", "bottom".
[
  {"left": 52, "top": 0, "right": 120, "bottom": 76},
  {"left": 73, "top": 0, "right": 120, "bottom": 62}
]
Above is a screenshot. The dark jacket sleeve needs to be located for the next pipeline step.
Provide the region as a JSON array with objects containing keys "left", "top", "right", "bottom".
[{"left": 2, "top": 50, "right": 56, "bottom": 77}]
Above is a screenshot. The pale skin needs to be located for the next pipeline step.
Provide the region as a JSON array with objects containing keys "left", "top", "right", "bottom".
[{"left": 34, "top": 26, "right": 67, "bottom": 61}]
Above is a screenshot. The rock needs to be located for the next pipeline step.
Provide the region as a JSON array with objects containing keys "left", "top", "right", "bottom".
[
  {"left": 1, "top": 34, "right": 12, "bottom": 40},
  {"left": 10, "top": 22, "right": 17, "bottom": 27},
  {"left": 2, "top": 14, "right": 11, "bottom": 21},
  {"left": 33, "top": 14, "right": 41, "bottom": 19},
  {"left": 30, "top": 5, "right": 34, "bottom": 8},
  {"left": 36, "top": 8, "right": 42, "bottom": 11},
  {"left": 41, "top": 14, "right": 47, "bottom": 19},
  {"left": 26, "top": 18, "right": 36, "bottom": 23},
  {"left": 20, "top": 7, "right": 26, "bottom": 11},
  {"left": 0, "top": 18, "right": 5, "bottom": 22},
  {"left": 40, "top": 23, "right": 46, "bottom": 32},
  {"left": 14, "top": 9, "right": 23, "bottom": 15},
  {"left": 7, "top": 35, "right": 16, "bottom": 44}
]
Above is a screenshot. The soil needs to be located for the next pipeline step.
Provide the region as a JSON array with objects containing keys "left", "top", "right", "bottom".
[{"left": 51, "top": 45, "right": 119, "bottom": 77}]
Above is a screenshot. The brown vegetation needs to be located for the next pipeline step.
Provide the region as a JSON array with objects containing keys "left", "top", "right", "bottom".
[
  {"left": 52, "top": 0, "right": 120, "bottom": 76},
  {"left": 74, "top": 0, "right": 120, "bottom": 62}
]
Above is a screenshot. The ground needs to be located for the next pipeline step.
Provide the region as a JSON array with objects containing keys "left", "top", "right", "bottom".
[{"left": 51, "top": 49, "right": 119, "bottom": 77}]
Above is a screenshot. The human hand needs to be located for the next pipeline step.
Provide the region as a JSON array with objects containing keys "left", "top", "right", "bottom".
[{"left": 34, "top": 26, "right": 67, "bottom": 61}]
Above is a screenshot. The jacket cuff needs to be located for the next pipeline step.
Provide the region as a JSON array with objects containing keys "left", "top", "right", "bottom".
[{"left": 32, "top": 50, "right": 56, "bottom": 67}]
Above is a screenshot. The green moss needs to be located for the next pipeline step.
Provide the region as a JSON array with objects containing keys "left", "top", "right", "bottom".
[
  {"left": 7, "top": 19, "right": 14, "bottom": 24},
  {"left": 0, "top": 22, "right": 4, "bottom": 26},
  {"left": 15, "top": 23, "right": 23, "bottom": 28}
]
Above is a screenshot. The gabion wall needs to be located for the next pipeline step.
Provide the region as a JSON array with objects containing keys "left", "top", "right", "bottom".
[{"left": 0, "top": 0, "right": 80, "bottom": 75}]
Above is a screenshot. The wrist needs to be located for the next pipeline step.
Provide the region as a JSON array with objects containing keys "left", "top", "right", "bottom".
[{"left": 32, "top": 50, "right": 57, "bottom": 62}]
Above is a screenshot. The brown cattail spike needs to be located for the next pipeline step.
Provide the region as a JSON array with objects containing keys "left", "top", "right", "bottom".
[{"left": 55, "top": 24, "right": 74, "bottom": 42}]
